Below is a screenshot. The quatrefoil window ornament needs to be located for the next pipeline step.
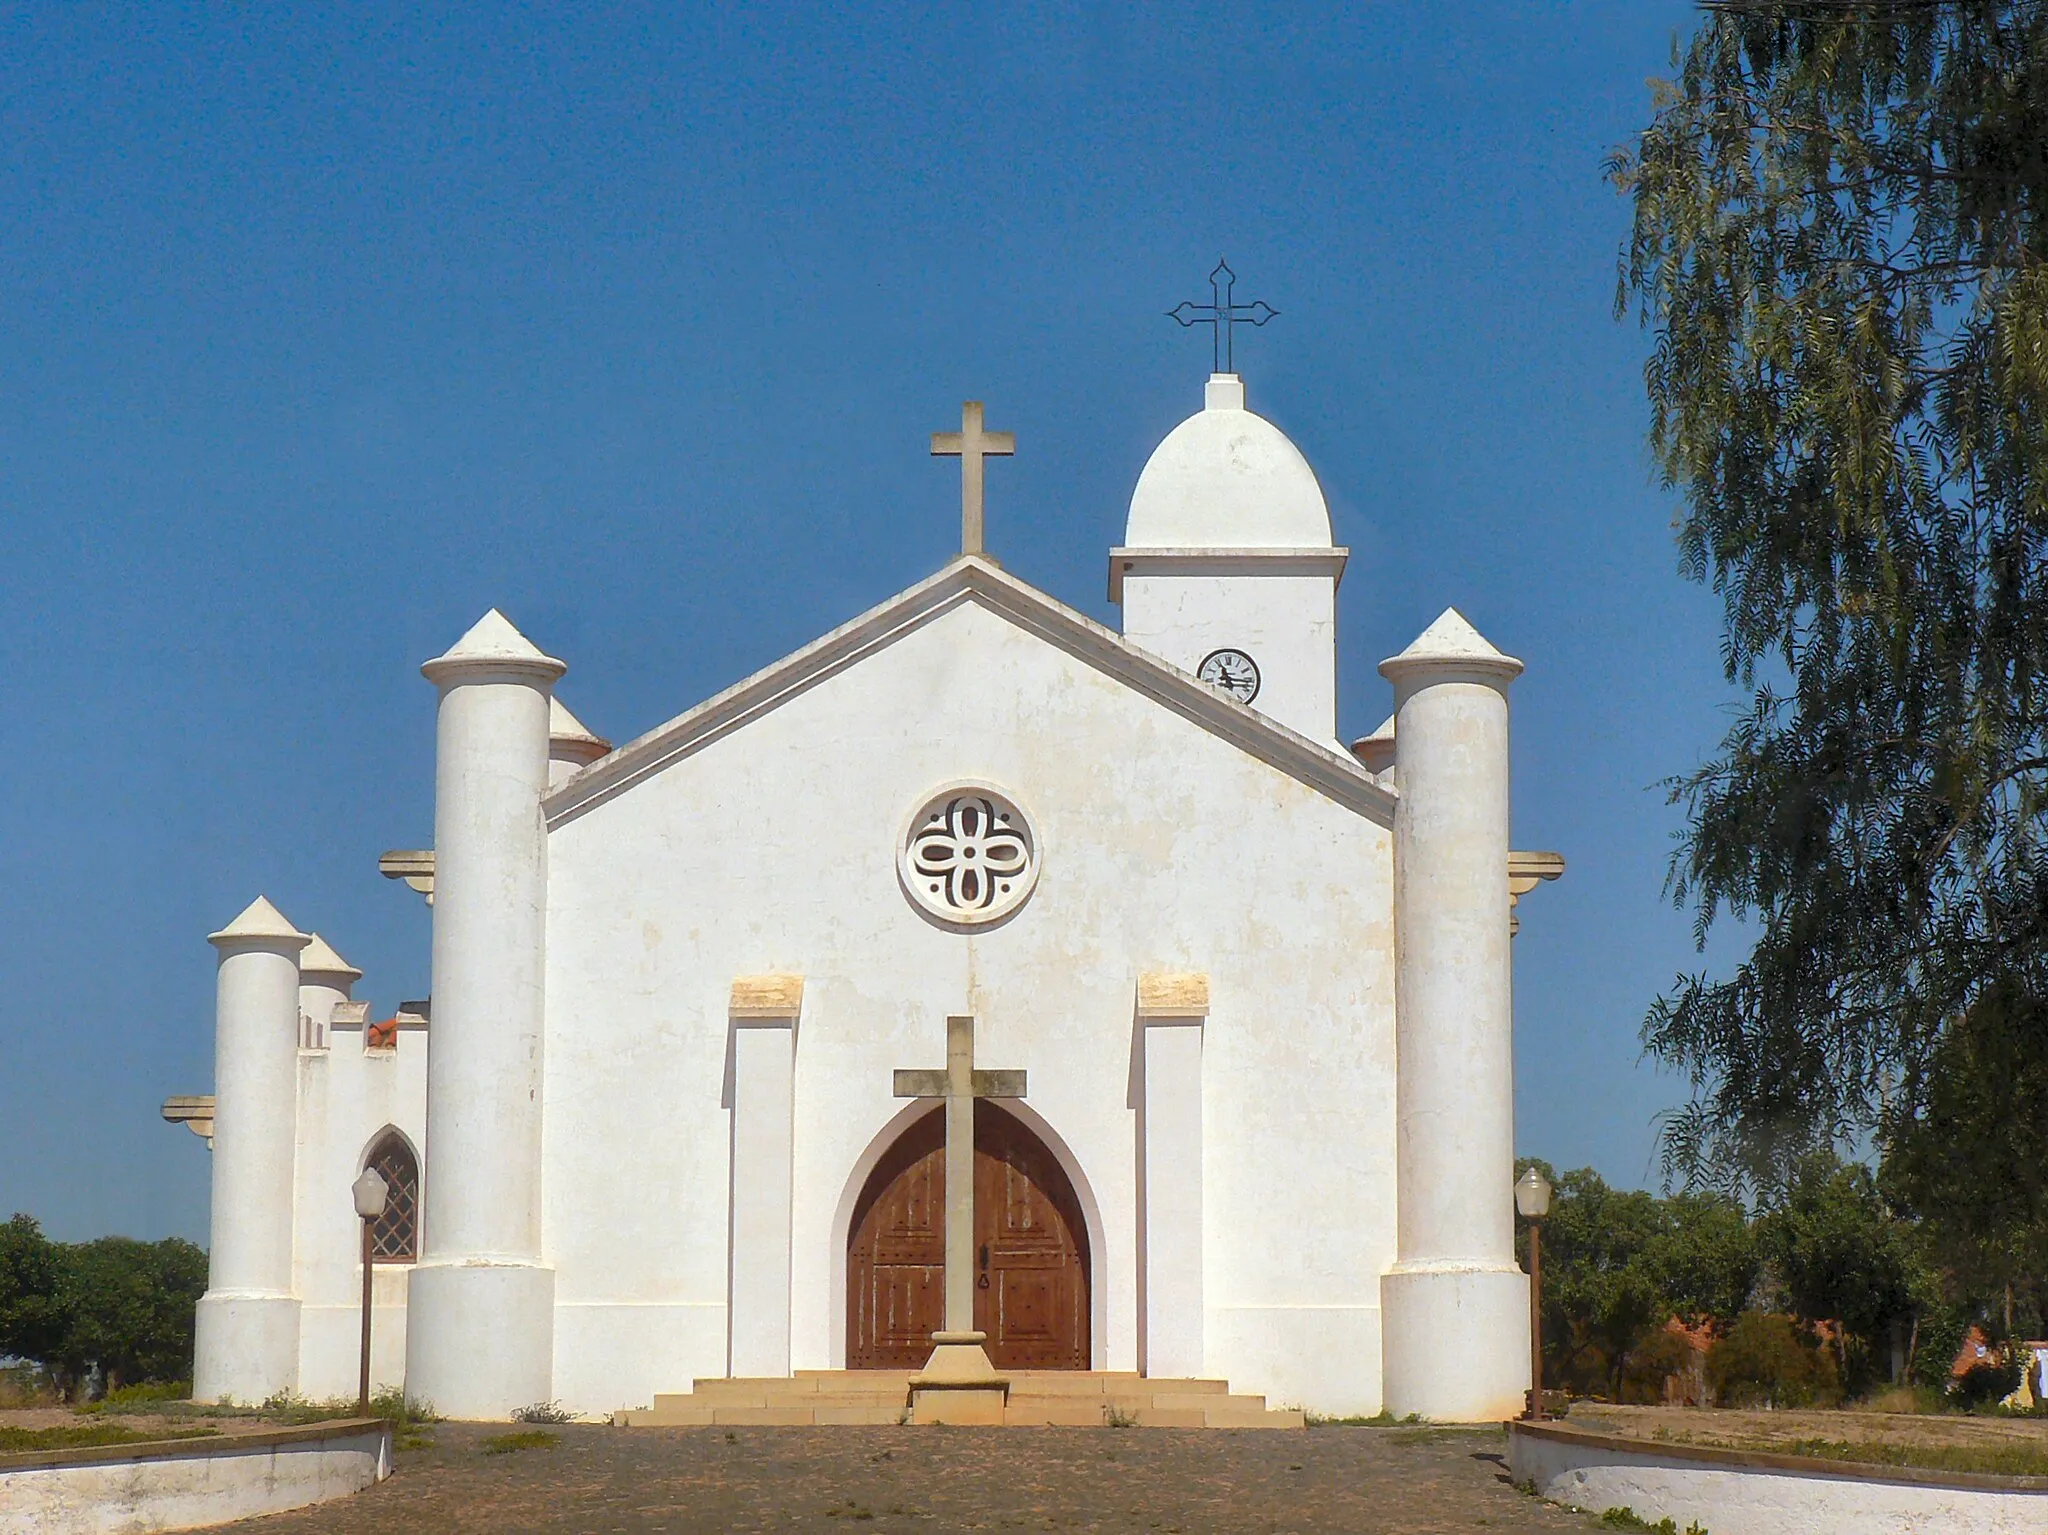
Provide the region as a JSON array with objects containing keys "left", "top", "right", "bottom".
[{"left": 899, "top": 785, "right": 1039, "bottom": 927}]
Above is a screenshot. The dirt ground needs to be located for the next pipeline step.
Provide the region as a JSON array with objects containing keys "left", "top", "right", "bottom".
[{"left": 227, "top": 1422, "right": 1608, "bottom": 1534}]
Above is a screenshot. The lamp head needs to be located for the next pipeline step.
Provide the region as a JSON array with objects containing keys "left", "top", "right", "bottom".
[
  {"left": 1515, "top": 1165, "right": 1553, "bottom": 1219},
  {"left": 352, "top": 1167, "right": 389, "bottom": 1220}
]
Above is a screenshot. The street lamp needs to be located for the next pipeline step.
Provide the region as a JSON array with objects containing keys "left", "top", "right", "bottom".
[
  {"left": 351, "top": 1167, "right": 389, "bottom": 1418},
  {"left": 1515, "top": 1166, "right": 1553, "bottom": 1420}
]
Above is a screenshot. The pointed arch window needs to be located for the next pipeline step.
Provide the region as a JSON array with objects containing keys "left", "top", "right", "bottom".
[{"left": 363, "top": 1131, "right": 420, "bottom": 1263}]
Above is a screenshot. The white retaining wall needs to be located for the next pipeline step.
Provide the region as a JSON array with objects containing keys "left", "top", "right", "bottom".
[
  {"left": 1510, "top": 1420, "right": 2048, "bottom": 1535},
  {"left": 0, "top": 1419, "right": 391, "bottom": 1535}
]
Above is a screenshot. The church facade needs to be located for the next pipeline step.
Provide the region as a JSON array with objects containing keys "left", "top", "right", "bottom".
[{"left": 182, "top": 370, "right": 1545, "bottom": 1422}]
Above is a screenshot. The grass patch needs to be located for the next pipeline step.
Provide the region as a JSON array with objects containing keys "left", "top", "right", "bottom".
[
  {"left": 480, "top": 1429, "right": 558, "bottom": 1455},
  {"left": 1597, "top": 1509, "right": 1707, "bottom": 1534},
  {"left": 1630, "top": 1421, "right": 2048, "bottom": 1479},
  {"left": 74, "top": 1381, "right": 190, "bottom": 1415},
  {"left": 1307, "top": 1408, "right": 1427, "bottom": 1427},
  {"left": 259, "top": 1386, "right": 440, "bottom": 1430},
  {"left": 0, "top": 1424, "right": 220, "bottom": 1452},
  {"left": 1760, "top": 1436, "right": 2048, "bottom": 1479}
]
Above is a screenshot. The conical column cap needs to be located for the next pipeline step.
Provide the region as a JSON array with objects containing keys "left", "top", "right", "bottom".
[
  {"left": 549, "top": 696, "right": 611, "bottom": 763},
  {"left": 298, "top": 932, "right": 363, "bottom": 981},
  {"left": 422, "top": 608, "right": 567, "bottom": 685},
  {"left": 208, "top": 895, "right": 312, "bottom": 952},
  {"left": 1379, "top": 607, "right": 1523, "bottom": 684},
  {"left": 1350, "top": 713, "right": 1397, "bottom": 774}
]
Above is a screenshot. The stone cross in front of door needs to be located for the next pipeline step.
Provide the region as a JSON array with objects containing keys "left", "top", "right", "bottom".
[{"left": 895, "top": 1014, "right": 1026, "bottom": 1368}]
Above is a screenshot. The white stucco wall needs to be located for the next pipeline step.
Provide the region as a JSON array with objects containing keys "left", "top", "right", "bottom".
[
  {"left": 1120, "top": 569, "right": 1338, "bottom": 745},
  {"left": 0, "top": 1422, "right": 390, "bottom": 1535},
  {"left": 291, "top": 1020, "right": 427, "bottom": 1402},
  {"left": 540, "top": 595, "right": 1396, "bottom": 1418}
]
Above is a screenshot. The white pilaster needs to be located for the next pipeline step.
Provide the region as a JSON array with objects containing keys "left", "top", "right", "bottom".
[
  {"left": 727, "top": 977, "right": 800, "bottom": 1377},
  {"left": 407, "top": 609, "right": 565, "bottom": 1420},
  {"left": 1138, "top": 974, "right": 1206, "bottom": 1380},
  {"left": 194, "top": 896, "right": 310, "bottom": 1404},
  {"left": 1378, "top": 608, "right": 1530, "bottom": 1422}
]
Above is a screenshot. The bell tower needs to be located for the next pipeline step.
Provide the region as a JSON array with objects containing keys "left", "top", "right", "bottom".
[{"left": 1110, "top": 372, "right": 1348, "bottom": 743}]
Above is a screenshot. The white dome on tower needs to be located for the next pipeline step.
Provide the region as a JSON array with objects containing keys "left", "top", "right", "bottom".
[{"left": 1123, "top": 375, "right": 1332, "bottom": 549}]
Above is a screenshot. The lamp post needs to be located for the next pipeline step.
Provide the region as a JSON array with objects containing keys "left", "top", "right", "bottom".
[
  {"left": 1515, "top": 1166, "right": 1553, "bottom": 1420},
  {"left": 351, "top": 1168, "right": 389, "bottom": 1418}
]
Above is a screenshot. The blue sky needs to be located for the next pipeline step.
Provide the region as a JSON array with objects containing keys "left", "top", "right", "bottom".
[{"left": 0, "top": 2, "right": 1733, "bottom": 1242}]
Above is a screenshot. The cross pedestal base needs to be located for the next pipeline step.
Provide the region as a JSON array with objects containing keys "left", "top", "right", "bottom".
[{"left": 909, "top": 1330, "right": 1010, "bottom": 1425}]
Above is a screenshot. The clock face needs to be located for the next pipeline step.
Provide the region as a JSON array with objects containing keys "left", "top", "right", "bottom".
[{"left": 1197, "top": 647, "right": 1261, "bottom": 704}]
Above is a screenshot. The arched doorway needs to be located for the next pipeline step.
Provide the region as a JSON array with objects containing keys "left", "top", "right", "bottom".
[{"left": 846, "top": 1101, "right": 1090, "bottom": 1370}]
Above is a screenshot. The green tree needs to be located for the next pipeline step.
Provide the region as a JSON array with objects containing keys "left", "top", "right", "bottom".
[
  {"left": 1883, "top": 979, "right": 2048, "bottom": 1327},
  {"left": 54, "top": 1237, "right": 207, "bottom": 1393},
  {"left": 0, "top": 1215, "right": 68, "bottom": 1372},
  {"left": 1756, "top": 1153, "right": 1930, "bottom": 1387},
  {"left": 1613, "top": 3, "right": 2048, "bottom": 1199},
  {"left": 1518, "top": 1162, "right": 1758, "bottom": 1398}
]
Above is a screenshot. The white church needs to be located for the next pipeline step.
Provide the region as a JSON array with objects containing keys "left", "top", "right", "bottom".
[{"left": 174, "top": 364, "right": 1561, "bottom": 1424}]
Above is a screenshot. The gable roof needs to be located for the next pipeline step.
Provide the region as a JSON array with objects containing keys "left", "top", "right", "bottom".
[{"left": 543, "top": 556, "right": 1395, "bottom": 830}]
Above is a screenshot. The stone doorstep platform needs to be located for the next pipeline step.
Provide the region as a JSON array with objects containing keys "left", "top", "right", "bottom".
[{"left": 614, "top": 1371, "right": 1305, "bottom": 1429}]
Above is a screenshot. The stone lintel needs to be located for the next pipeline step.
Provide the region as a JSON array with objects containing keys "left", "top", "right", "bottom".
[
  {"left": 1137, "top": 972, "right": 1210, "bottom": 1018},
  {"left": 729, "top": 974, "right": 804, "bottom": 1019}
]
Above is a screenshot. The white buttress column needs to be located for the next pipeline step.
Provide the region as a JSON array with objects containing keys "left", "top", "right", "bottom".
[
  {"left": 726, "top": 976, "right": 801, "bottom": 1377},
  {"left": 406, "top": 609, "right": 565, "bottom": 1419},
  {"left": 194, "top": 896, "right": 310, "bottom": 1404},
  {"left": 1378, "top": 608, "right": 1529, "bottom": 1421},
  {"left": 1137, "top": 974, "right": 1206, "bottom": 1379},
  {"left": 296, "top": 933, "right": 361, "bottom": 1050},
  {"left": 547, "top": 697, "right": 610, "bottom": 790}
]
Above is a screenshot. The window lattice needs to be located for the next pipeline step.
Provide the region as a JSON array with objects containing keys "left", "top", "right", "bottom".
[
  {"left": 899, "top": 786, "right": 1038, "bottom": 926},
  {"left": 364, "top": 1133, "right": 420, "bottom": 1263}
]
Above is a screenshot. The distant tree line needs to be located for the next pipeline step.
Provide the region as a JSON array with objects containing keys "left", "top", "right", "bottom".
[
  {"left": 0, "top": 1214, "right": 206, "bottom": 1398},
  {"left": 1520, "top": 1151, "right": 2035, "bottom": 1408}
]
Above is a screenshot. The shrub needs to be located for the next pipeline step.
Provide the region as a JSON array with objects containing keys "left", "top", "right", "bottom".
[
  {"left": 510, "top": 1399, "right": 576, "bottom": 1424},
  {"left": 1706, "top": 1313, "right": 1841, "bottom": 1407},
  {"left": 1954, "top": 1359, "right": 2023, "bottom": 1410},
  {"left": 1620, "top": 1326, "right": 1699, "bottom": 1405}
]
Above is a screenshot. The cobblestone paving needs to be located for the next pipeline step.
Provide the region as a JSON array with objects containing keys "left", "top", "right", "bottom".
[{"left": 240, "top": 1423, "right": 1603, "bottom": 1533}]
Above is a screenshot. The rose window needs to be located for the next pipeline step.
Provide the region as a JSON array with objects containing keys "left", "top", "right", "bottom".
[{"left": 900, "top": 786, "right": 1039, "bottom": 926}]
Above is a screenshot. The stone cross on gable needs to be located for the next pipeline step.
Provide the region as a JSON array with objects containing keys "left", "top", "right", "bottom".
[
  {"left": 894, "top": 1014, "right": 1025, "bottom": 1345},
  {"left": 930, "top": 401, "right": 1015, "bottom": 559}
]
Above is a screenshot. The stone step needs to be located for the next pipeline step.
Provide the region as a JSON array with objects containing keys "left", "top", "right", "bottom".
[
  {"left": 615, "top": 1371, "right": 1304, "bottom": 1429},
  {"left": 1002, "top": 1374, "right": 1230, "bottom": 1397}
]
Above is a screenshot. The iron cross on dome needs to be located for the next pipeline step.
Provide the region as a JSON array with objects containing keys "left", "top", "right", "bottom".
[
  {"left": 1168, "top": 258, "right": 1279, "bottom": 374},
  {"left": 931, "top": 401, "right": 1015, "bottom": 559}
]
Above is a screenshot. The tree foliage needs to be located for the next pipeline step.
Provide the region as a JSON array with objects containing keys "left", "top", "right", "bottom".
[
  {"left": 0, "top": 1216, "right": 206, "bottom": 1396},
  {"left": 1882, "top": 979, "right": 2048, "bottom": 1312},
  {"left": 55, "top": 1236, "right": 208, "bottom": 1392},
  {"left": 0, "top": 1216, "right": 69, "bottom": 1369},
  {"left": 1613, "top": 2, "right": 2048, "bottom": 1197},
  {"left": 1518, "top": 1161, "right": 1759, "bottom": 1397},
  {"left": 1521, "top": 1155, "right": 1949, "bottom": 1400},
  {"left": 1757, "top": 1153, "right": 1932, "bottom": 1385}
]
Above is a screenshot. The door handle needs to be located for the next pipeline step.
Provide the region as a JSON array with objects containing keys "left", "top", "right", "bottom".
[{"left": 979, "top": 1244, "right": 989, "bottom": 1269}]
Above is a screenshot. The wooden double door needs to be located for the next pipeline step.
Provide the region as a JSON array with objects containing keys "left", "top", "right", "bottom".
[{"left": 847, "top": 1102, "right": 1090, "bottom": 1370}]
